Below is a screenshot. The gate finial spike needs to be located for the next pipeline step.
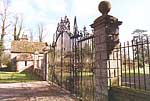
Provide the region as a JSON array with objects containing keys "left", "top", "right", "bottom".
[{"left": 73, "top": 16, "right": 78, "bottom": 36}]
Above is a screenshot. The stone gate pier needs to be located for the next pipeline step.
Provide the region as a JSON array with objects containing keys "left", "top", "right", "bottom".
[{"left": 91, "top": 1, "right": 122, "bottom": 101}]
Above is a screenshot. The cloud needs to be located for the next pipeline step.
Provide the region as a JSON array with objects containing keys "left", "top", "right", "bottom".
[
  {"left": 43, "top": 24, "right": 57, "bottom": 44},
  {"left": 72, "top": 0, "right": 100, "bottom": 18},
  {"left": 32, "top": 0, "right": 67, "bottom": 13},
  {"left": 4, "top": 0, "right": 68, "bottom": 43},
  {"left": 118, "top": 0, "right": 150, "bottom": 42},
  {"left": 68, "top": 0, "right": 102, "bottom": 32},
  {"left": 48, "top": 0, "right": 67, "bottom": 13},
  {"left": 2, "top": 0, "right": 150, "bottom": 45},
  {"left": 0, "top": 1, "right": 4, "bottom": 12},
  {"left": 8, "top": 0, "right": 67, "bottom": 24}
]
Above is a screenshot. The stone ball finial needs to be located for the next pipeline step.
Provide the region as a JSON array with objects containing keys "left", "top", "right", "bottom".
[{"left": 98, "top": 0, "right": 111, "bottom": 15}]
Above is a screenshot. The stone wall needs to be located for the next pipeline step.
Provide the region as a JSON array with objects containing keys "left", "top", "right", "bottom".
[
  {"left": 33, "top": 68, "right": 45, "bottom": 80},
  {"left": 109, "top": 87, "right": 150, "bottom": 101},
  {"left": 33, "top": 53, "right": 49, "bottom": 80}
]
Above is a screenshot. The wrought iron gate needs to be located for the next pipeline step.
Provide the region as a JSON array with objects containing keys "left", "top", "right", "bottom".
[{"left": 50, "top": 16, "right": 95, "bottom": 101}]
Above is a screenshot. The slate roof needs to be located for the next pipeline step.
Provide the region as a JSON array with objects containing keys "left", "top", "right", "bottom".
[{"left": 11, "top": 41, "right": 46, "bottom": 53}]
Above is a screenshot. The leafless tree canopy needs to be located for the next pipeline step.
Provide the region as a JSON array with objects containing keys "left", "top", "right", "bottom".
[
  {"left": 0, "top": 0, "right": 10, "bottom": 40},
  {"left": 29, "top": 29, "right": 33, "bottom": 41},
  {"left": 13, "top": 14, "right": 23, "bottom": 40},
  {"left": 0, "top": 0, "right": 11, "bottom": 66},
  {"left": 38, "top": 23, "right": 44, "bottom": 42}
]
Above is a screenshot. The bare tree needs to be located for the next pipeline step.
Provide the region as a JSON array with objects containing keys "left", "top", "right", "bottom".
[
  {"left": 0, "top": 0, "right": 10, "bottom": 39},
  {"left": 38, "top": 23, "right": 44, "bottom": 42},
  {"left": 132, "top": 29, "right": 148, "bottom": 43},
  {"left": 0, "top": 0, "right": 10, "bottom": 67},
  {"left": 13, "top": 14, "right": 23, "bottom": 40},
  {"left": 29, "top": 29, "right": 33, "bottom": 41},
  {"left": 132, "top": 29, "right": 149, "bottom": 67}
]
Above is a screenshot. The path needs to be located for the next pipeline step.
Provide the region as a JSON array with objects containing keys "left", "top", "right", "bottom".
[{"left": 0, "top": 81, "right": 76, "bottom": 101}]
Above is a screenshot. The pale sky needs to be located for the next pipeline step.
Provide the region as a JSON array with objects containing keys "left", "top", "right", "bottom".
[{"left": 1, "top": 0, "right": 150, "bottom": 47}]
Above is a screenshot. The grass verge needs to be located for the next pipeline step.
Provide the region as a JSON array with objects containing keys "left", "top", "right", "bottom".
[{"left": 0, "top": 71, "right": 40, "bottom": 83}]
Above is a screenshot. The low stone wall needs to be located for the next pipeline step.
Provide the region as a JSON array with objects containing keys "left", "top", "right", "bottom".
[
  {"left": 34, "top": 68, "right": 45, "bottom": 80},
  {"left": 109, "top": 86, "right": 150, "bottom": 101},
  {"left": 24, "top": 66, "right": 45, "bottom": 80}
]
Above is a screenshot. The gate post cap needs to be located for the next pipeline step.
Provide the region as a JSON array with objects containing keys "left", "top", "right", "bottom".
[{"left": 98, "top": 0, "right": 111, "bottom": 15}]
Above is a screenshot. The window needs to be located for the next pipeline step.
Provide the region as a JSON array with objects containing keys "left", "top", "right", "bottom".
[{"left": 25, "top": 61, "right": 27, "bottom": 66}]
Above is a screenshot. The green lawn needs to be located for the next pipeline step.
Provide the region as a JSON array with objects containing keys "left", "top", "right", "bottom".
[
  {"left": 122, "top": 65, "right": 150, "bottom": 74},
  {"left": 0, "top": 72, "right": 40, "bottom": 83}
]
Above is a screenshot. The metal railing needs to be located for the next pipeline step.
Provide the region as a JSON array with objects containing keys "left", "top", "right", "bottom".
[
  {"left": 108, "top": 38, "right": 150, "bottom": 91},
  {"left": 49, "top": 34, "right": 95, "bottom": 101},
  {"left": 49, "top": 16, "right": 95, "bottom": 101},
  {"left": 49, "top": 16, "right": 150, "bottom": 101}
]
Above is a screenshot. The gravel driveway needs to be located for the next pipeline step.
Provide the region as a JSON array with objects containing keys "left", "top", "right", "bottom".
[{"left": 0, "top": 81, "right": 76, "bottom": 101}]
